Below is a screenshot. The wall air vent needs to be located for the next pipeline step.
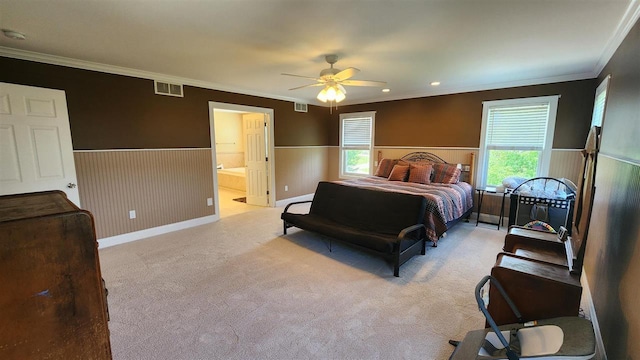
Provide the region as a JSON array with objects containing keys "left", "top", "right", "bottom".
[
  {"left": 294, "top": 102, "right": 308, "bottom": 113},
  {"left": 154, "top": 80, "right": 184, "bottom": 97}
]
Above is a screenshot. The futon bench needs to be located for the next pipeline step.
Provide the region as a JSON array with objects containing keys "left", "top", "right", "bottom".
[{"left": 281, "top": 181, "right": 427, "bottom": 277}]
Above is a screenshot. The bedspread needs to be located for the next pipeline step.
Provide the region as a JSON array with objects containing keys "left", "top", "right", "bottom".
[{"left": 335, "top": 177, "right": 473, "bottom": 242}]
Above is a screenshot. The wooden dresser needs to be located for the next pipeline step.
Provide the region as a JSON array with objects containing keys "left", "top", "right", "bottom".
[{"left": 0, "top": 191, "right": 111, "bottom": 359}]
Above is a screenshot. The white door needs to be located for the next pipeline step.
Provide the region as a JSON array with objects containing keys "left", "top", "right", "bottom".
[
  {"left": 0, "top": 82, "right": 80, "bottom": 206},
  {"left": 242, "top": 113, "right": 268, "bottom": 206}
]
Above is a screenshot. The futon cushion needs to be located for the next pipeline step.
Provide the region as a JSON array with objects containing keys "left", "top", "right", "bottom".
[
  {"left": 308, "top": 182, "right": 426, "bottom": 236},
  {"left": 280, "top": 213, "right": 420, "bottom": 254},
  {"left": 388, "top": 165, "right": 409, "bottom": 181},
  {"left": 408, "top": 163, "right": 433, "bottom": 184}
]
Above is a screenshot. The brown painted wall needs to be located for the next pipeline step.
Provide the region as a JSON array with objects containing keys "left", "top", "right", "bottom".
[
  {"left": 583, "top": 19, "right": 640, "bottom": 359},
  {"left": 0, "top": 57, "right": 330, "bottom": 149},
  {"left": 596, "top": 26, "right": 640, "bottom": 162},
  {"left": 332, "top": 80, "right": 596, "bottom": 149}
]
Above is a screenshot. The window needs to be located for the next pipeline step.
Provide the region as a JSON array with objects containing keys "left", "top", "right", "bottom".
[
  {"left": 477, "top": 96, "right": 559, "bottom": 188},
  {"left": 339, "top": 111, "right": 375, "bottom": 178},
  {"left": 591, "top": 75, "right": 610, "bottom": 127}
]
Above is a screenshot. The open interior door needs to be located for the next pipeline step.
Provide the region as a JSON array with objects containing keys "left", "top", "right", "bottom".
[
  {"left": 242, "top": 113, "right": 268, "bottom": 206},
  {"left": 0, "top": 82, "right": 80, "bottom": 206}
]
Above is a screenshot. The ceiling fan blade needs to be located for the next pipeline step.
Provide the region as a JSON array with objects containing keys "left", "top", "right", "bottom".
[
  {"left": 288, "top": 83, "right": 325, "bottom": 91},
  {"left": 333, "top": 67, "right": 359, "bottom": 81},
  {"left": 340, "top": 79, "right": 387, "bottom": 87},
  {"left": 281, "top": 73, "right": 321, "bottom": 81}
]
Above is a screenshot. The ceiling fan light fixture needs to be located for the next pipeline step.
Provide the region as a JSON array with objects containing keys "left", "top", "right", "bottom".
[
  {"left": 318, "top": 85, "right": 346, "bottom": 103},
  {"left": 317, "top": 88, "right": 329, "bottom": 102},
  {"left": 326, "top": 86, "right": 337, "bottom": 101},
  {"left": 335, "top": 89, "right": 346, "bottom": 103},
  {"left": 285, "top": 54, "right": 384, "bottom": 107}
]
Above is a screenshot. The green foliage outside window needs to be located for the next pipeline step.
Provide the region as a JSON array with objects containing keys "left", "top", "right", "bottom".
[
  {"left": 345, "top": 150, "right": 370, "bottom": 174},
  {"left": 486, "top": 150, "right": 539, "bottom": 186}
]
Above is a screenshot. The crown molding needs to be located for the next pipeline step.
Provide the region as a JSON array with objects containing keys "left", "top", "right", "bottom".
[
  {"left": 0, "top": 46, "right": 306, "bottom": 105},
  {"left": 0, "top": 45, "right": 600, "bottom": 108},
  {"left": 594, "top": 0, "right": 640, "bottom": 76},
  {"left": 345, "top": 71, "right": 596, "bottom": 106}
]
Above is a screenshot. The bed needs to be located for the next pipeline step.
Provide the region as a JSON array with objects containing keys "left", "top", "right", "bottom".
[{"left": 335, "top": 152, "right": 474, "bottom": 245}]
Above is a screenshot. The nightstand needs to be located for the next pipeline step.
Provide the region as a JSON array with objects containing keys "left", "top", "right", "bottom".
[{"left": 475, "top": 187, "right": 509, "bottom": 230}]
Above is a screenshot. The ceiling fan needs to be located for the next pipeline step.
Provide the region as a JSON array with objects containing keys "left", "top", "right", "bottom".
[{"left": 282, "top": 54, "right": 386, "bottom": 103}]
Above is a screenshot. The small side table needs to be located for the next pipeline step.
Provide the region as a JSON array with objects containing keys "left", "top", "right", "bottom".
[{"left": 475, "top": 187, "right": 509, "bottom": 230}]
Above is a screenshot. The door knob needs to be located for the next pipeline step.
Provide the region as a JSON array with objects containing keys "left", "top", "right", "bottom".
[{"left": 67, "top": 183, "right": 77, "bottom": 188}]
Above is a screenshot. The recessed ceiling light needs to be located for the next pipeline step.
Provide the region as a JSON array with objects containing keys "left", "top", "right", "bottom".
[
  {"left": 382, "top": 88, "right": 390, "bottom": 93},
  {"left": 2, "top": 29, "right": 26, "bottom": 40},
  {"left": 430, "top": 81, "right": 441, "bottom": 86}
]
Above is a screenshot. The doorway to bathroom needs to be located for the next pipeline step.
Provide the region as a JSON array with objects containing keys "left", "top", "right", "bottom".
[{"left": 208, "top": 102, "right": 275, "bottom": 218}]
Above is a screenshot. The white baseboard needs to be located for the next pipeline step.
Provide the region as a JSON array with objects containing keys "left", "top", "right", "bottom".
[
  {"left": 98, "top": 215, "right": 219, "bottom": 249},
  {"left": 581, "top": 271, "right": 607, "bottom": 359},
  {"left": 275, "top": 193, "right": 314, "bottom": 207}
]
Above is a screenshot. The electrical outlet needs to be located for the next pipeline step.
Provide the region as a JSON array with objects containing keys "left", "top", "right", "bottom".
[
  {"left": 129, "top": 210, "right": 136, "bottom": 219},
  {"left": 285, "top": 185, "right": 288, "bottom": 191},
  {"left": 207, "top": 198, "right": 213, "bottom": 206}
]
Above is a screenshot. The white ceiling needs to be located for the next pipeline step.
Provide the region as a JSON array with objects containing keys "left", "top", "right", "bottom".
[{"left": 1, "top": 0, "right": 638, "bottom": 106}]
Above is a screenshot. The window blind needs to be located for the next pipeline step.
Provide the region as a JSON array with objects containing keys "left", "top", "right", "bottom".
[
  {"left": 342, "top": 117, "right": 372, "bottom": 147},
  {"left": 591, "top": 91, "right": 606, "bottom": 127},
  {"left": 486, "top": 104, "right": 550, "bottom": 148},
  {"left": 591, "top": 78, "right": 609, "bottom": 127}
]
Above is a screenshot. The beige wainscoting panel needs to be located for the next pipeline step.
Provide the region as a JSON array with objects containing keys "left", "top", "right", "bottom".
[
  {"left": 74, "top": 149, "right": 215, "bottom": 239},
  {"left": 549, "top": 150, "right": 583, "bottom": 184},
  {"left": 327, "top": 146, "right": 340, "bottom": 181},
  {"left": 275, "top": 146, "right": 329, "bottom": 200}
]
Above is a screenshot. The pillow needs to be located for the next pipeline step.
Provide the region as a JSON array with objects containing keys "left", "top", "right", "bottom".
[
  {"left": 408, "top": 163, "right": 433, "bottom": 184},
  {"left": 388, "top": 165, "right": 410, "bottom": 181},
  {"left": 502, "top": 176, "right": 527, "bottom": 189},
  {"left": 432, "top": 163, "right": 461, "bottom": 184},
  {"left": 374, "top": 158, "right": 398, "bottom": 178}
]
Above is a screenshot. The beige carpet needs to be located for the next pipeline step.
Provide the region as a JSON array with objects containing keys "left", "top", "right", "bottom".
[{"left": 99, "top": 205, "right": 507, "bottom": 359}]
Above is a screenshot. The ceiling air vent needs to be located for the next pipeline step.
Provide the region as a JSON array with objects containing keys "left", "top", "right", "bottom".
[
  {"left": 154, "top": 80, "right": 184, "bottom": 97},
  {"left": 294, "top": 102, "right": 308, "bottom": 113}
]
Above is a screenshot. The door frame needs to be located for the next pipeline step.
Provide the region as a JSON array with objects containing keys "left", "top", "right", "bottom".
[{"left": 208, "top": 102, "right": 275, "bottom": 215}]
